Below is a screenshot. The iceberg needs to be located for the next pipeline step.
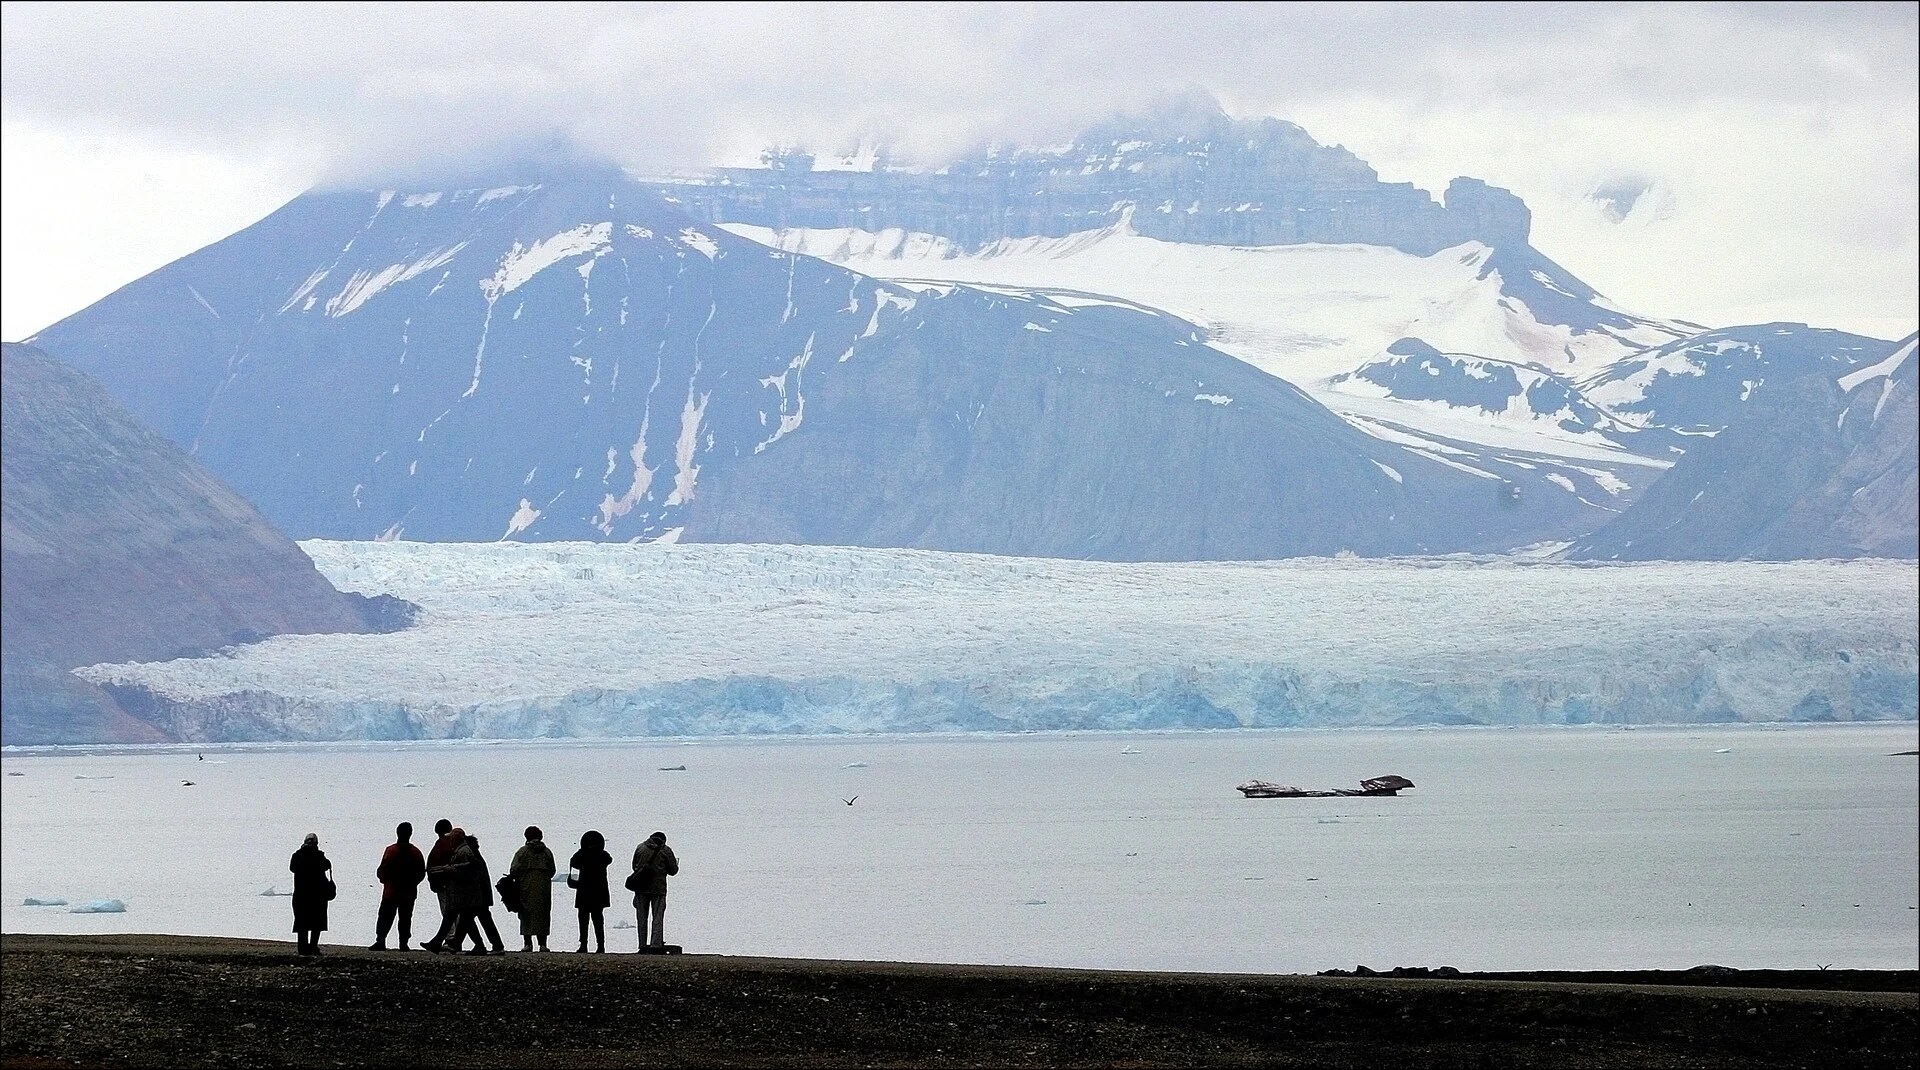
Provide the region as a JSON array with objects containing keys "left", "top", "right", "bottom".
[
  {"left": 22, "top": 897, "right": 69, "bottom": 907},
  {"left": 69, "top": 899, "right": 126, "bottom": 914}
]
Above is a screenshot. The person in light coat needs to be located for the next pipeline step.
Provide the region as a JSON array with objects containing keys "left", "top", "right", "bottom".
[
  {"left": 509, "top": 825, "right": 556, "bottom": 952},
  {"left": 629, "top": 831, "right": 680, "bottom": 950}
]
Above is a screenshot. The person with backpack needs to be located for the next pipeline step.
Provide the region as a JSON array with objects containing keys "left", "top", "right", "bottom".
[
  {"left": 509, "top": 825, "right": 556, "bottom": 952},
  {"left": 627, "top": 831, "right": 680, "bottom": 951},
  {"left": 568, "top": 830, "right": 612, "bottom": 953},
  {"left": 420, "top": 819, "right": 462, "bottom": 953},
  {"left": 371, "top": 821, "right": 427, "bottom": 950}
]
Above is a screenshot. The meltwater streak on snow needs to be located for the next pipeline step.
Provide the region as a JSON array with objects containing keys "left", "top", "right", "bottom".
[
  {"left": 75, "top": 543, "right": 1918, "bottom": 738},
  {"left": 2, "top": 727, "right": 1915, "bottom": 973}
]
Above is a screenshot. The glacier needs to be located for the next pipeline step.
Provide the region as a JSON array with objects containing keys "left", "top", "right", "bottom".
[{"left": 72, "top": 541, "right": 1919, "bottom": 742}]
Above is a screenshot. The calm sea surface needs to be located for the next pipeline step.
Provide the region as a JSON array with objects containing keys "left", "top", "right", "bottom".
[{"left": 3, "top": 725, "right": 1915, "bottom": 973}]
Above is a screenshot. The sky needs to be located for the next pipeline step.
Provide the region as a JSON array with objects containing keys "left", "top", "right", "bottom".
[{"left": 2, "top": 2, "right": 1915, "bottom": 342}]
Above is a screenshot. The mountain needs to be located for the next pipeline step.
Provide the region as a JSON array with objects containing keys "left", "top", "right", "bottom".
[
  {"left": 1569, "top": 334, "right": 1917, "bottom": 561},
  {"left": 0, "top": 343, "right": 406, "bottom": 745},
  {"left": 27, "top": 173, "right": 1607, "bottom": 558},
  {"left": 1578, "top": 324, "right": 1891, "bottom": 434},
  {"left": 721, "top": 215, "right": 1685, "bottom": 512},
  {"left": 647, "top": 93, "right": 1532, "bottom": 256},
  {"left": 644, "top": 96, "right": 1693, "bottom": 495}
]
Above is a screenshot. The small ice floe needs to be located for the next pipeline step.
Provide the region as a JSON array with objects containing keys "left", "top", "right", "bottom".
[
  {"left": 844, "top": 761, "right": 869, "bottom": 769},
  {"left": 552, "top": 873, "right": 569, "bottom": 883},
  {"left": 6, "top": 771, "right": 23, "bottom": 777},
  {"left": 22, "top": 897, "right": 68, "bottom": 907},
  {"left": 1120, "top": 746, "right": 1142, "bottom": 755},
  {"left": 1022, "top": 899, "right": 1048, "bottom": 906},
  {"left": 259, "top": 886, "right": 293, "bottom": 897},
  {"left": 73, "top": 774, "right": 114, "bottom": 780},
  {"left": 659, "top": 765, "right": 687, "bottom": 771},
  {"left": 70, "top": 899, "right": 126, "bottom": 914},
  {"left": 181, "top": 780, "right": 196, "bottom": 787},
  {"left": 1714, "top": 748, "right": 1732, "bottom": 754},
  {"left": 610, "top": 919, "right": 635, "bottom": 929},
  {"left": 403, "top": 782, "right": 421, "bottom": 788}
]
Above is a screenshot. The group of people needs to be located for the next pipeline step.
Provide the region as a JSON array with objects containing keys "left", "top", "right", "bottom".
[{"left": 286, "top": 821, "right": 680, "bottom": 956}]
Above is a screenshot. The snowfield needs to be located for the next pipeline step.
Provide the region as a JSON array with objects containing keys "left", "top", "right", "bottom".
[
  {"left": 719, "top": 217, "right": 1687, "bottom": 463},
  {"left": 72, "top": 542, "right": 1918, "bottom": 742}
]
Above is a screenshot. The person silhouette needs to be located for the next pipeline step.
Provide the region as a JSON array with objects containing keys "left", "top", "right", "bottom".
[
  {"left": 510, "top": 826, "right": 556, "bottom": 952},
  {"left": 420, "top": 819, "right": 462, "bottom": 953},
  {"left": 289, "top": 832, "right": 333, "bottom": 956},
  {"left": 449, "top": 834, "right": 507, "bottom": 955},
  {"left": 372, "top": 822, "right": 426, "bottom": 950},
  {"left": 629, "top": 831, "right": 680, "bottom": 951},
  {"left": 568, "top": 830, "right": 612, "bottom": 953}
]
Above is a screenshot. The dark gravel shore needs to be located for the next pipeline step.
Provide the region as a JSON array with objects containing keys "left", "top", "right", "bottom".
[{"left": 1, "top": 935, "right": 1913, "bottom": 1068}]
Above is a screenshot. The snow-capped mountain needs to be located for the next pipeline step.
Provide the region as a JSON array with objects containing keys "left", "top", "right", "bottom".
[
  {"left": 27, "top": 172, "right": 1609, "bottom": 559},
  {"left": 1577, "top": 323, "right": 1892, "bottom": 434},
  {"left": 1329, "top": 337, "right": 1644, "bottom": 447},
  {"left": 722, "top": 216, "right": 1686, "bottom": 504},
  {"left": 1571, "top": 334, "right": 1917, "bottom": 561},
  {"left": 655, "top": 93, "right": 1536, "bottom": 256}
]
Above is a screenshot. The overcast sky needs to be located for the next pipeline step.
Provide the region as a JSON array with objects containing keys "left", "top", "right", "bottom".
[{"left": 3, "top": 2, "right": 1915, "bottom": 341}]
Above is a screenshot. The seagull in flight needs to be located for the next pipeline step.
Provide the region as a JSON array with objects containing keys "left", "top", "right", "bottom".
[{"left": 841, "top": 796, "right": 859, "bottom": 806}]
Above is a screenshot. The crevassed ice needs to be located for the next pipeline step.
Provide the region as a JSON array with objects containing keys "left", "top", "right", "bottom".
[{"left": 74, "top": 543, "right": 1920, "bottom": 740}]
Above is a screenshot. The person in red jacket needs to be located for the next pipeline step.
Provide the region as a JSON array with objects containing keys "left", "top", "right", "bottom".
[
  {"left": 370, "top": 821, "right": 427, "bottom": 950},
  {"left": 420, "top": 819, "right": 464, "bottom": 953}
]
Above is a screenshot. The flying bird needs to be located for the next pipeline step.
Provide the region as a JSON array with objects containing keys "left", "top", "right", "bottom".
[{"left": 841, "top": 796, "right": 859, "bottom": 806}]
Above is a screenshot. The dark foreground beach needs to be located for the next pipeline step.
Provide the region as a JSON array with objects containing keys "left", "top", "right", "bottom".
[{"left": 1, "top": 935, "right": 1913, "bottom": 1068}]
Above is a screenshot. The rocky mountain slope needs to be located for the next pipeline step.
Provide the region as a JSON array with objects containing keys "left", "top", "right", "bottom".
[
  {"left": 27, "top": 174, "right": 1605, "bottom": 558},
  {"left": 1, "top": 344, "right": 403, "bottom": 745},
  {"left": 1570, "top": 335, "right": 1917, "bottom": 561}
]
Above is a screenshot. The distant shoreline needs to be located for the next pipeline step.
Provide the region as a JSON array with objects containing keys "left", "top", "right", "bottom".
[{"left": 2, "top": 934, "right": 1914, "bottom": 1068}]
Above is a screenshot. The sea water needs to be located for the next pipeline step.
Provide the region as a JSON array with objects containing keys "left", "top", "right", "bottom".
[{"left": 3, "top": 725, "right": 1915, "bottom": 973}]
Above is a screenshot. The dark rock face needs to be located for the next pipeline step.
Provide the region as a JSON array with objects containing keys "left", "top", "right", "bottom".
[
  {"left": 643, "top": 99, "right": 1529, "bottom": 256},
  {"left": 1, "top": 344, "right": 392, "bottom": 744},
  {"left": 1569, "top": 334, "right": 1917, "bottom": 561},
  {"left": 28, "top": 176, "right": 1597, "bottom": 557}
]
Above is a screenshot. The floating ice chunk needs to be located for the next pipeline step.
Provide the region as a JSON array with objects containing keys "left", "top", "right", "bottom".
[
  {"left": 260, "top": 886, "right": 293, "bottom": 897},
  {"left": 1714, "top": 748, "right": 1732, "bottom": 754},
  {"left": 403, "top": 781, "right": 421, "bottom": 788},
  {"left": 1120, "top": 746, "right": 1142, "bottom": 755},
  {"left": 70, "top": 899, "right": 126, "bottom": 914},
  {"left": 659, "top": 764, "right": 687, "bottom": 771},
  {"left": 844, "top": 761, "right": 869, "bottom": 769},
  {"left": 1022, "top": 899, "right": 1048, "bottom": 906},
  {"left": 23, "top": 897, "right": 68, "bottom": 907},
  {"left": 73, "top": 774, "right": 114, "bottom": 780}
]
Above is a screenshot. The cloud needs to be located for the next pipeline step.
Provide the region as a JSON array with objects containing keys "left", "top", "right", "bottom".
[{"left": 1, "top": 3, "right": 1914, "bottom": 338}]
